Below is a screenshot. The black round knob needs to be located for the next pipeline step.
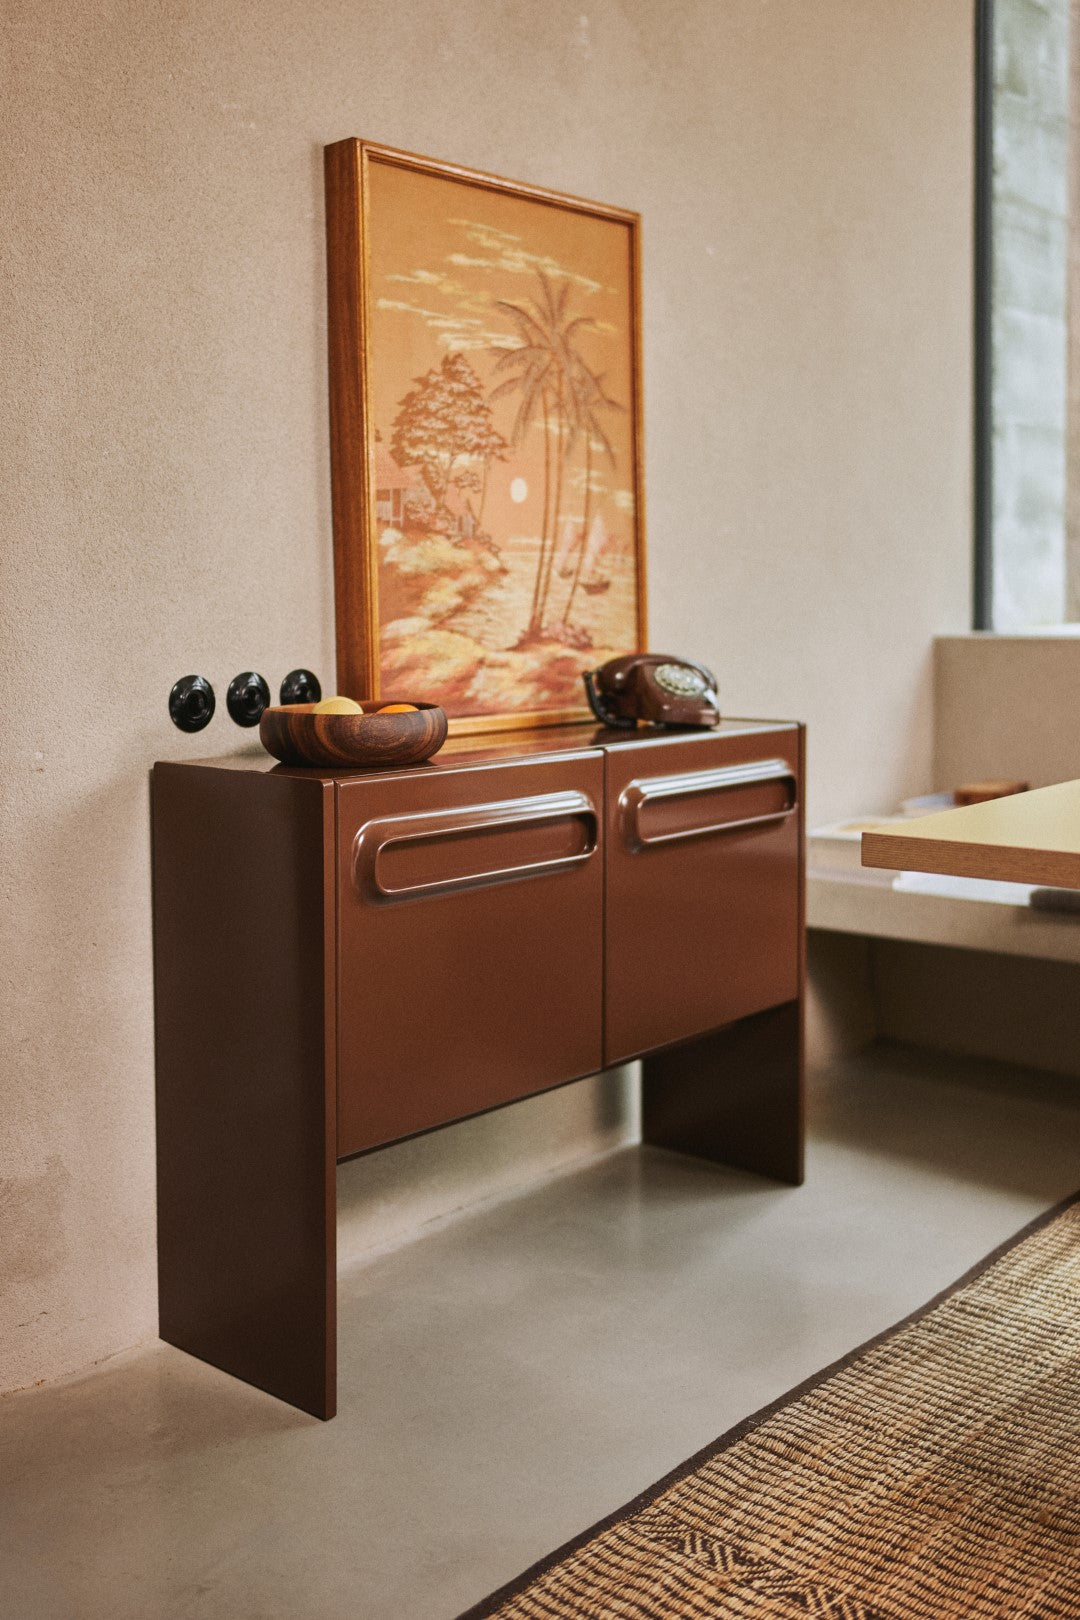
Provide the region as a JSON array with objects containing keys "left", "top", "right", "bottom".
[
  {"left": 169, "top": 675, "right": 215, "bottom": 733},
  {"left": 226, "top": 671, "right": 270, "bottom": 727},
  {"left": 279, "top": 668, "right": 322, "bottom": 706}
]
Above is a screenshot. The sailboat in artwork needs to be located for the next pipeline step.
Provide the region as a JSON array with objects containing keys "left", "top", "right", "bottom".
[
  {"left": 555, "top": 514, "right": 583, "bottom": 581},
  {"left": 558, "top": 513, "right": 610, "bottom": 590},
  {"left": 578, "top": 512, "right": 611, "bottom": 595}
]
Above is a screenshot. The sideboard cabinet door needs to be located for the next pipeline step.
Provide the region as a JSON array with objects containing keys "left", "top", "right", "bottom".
[
  {"left": 604, "top": 726, "right": 801, "bottom": 1065},
  {"left": 336, "top": 750, "right": 604, "bottom": 1156}
]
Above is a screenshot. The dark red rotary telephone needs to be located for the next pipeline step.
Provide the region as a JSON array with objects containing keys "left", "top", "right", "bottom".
[{"left": 583, "top": 654, "right": 720, "bottom": 730}]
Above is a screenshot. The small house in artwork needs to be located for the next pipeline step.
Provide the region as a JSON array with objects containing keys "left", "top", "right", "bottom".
[
  {"left": 374, "top": 442, "right": 420, "bottom": 529},
  {"left": 374, "top": 442, "right": 478, "bottom": 539}
]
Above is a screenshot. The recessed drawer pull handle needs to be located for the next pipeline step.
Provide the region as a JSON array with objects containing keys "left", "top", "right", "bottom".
[
  {"left": 353, "top": 791, "right": 598, "bottom": 900},
  {"left": 620, "top": 759, "right": 797, "bottom": 850}
]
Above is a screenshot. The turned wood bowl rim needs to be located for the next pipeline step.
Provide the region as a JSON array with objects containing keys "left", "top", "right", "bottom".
[{"left": 262, "top": 699, "right": 443, "bottom": 722}]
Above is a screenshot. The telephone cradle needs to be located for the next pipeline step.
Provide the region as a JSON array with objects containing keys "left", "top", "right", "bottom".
[{"left": 583, "top": 653, "right": 720, "bottom": 730}]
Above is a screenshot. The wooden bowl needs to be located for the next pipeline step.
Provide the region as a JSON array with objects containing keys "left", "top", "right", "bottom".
[{"left": 259, "top": 700, "right": 448, "bottom": 769}]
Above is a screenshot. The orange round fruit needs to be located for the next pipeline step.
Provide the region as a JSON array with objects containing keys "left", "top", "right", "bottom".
[{"left": 377, "top": 703, "right": 418, "bottom": 713}]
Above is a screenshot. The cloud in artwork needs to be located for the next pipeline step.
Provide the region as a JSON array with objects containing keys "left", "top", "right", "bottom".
[
  {"left": 445, "top": 219, "right": 605, "bottom": 296},
  {"left": 384, "top": 268, "right": 478, "bottom": 302},
  {"left": 427, "top": 315, "right": 484, "bottom": 331},
  {"left": 568, "top": 466, "right": 609, "bottom": 495},
  {"left": 375, "top": 296, "right": 483, "bottom": 332},
  {"left": 375, "top": 295, "right": 514, "bottom": 355},
  {"left": 376, "top": 296, "right": 455, "bottom": 321},
  {"left": 381, "top": 267, "right": 495, "bottom": 323},
  {"left": 385, "top": 269, "right": 452, "bottom": 287},
  {"left": 448, "top": 219, "right": 523, "bottom": 248},
  {"left": 436, "top": 329, "right": 518, "bottom": 352}
]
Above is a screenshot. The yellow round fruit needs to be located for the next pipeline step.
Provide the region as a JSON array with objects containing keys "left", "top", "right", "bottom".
[
  {"left": 312, "top": 696, "right": 363, "bottom": 714},
  {"left": 377, "top": 703, "right": 418, "bottom": 713}
]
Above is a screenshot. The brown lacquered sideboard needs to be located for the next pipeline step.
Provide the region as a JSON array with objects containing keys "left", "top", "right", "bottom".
[{"left": 152, "top": 718, "right": 805, "bottom": 1419}]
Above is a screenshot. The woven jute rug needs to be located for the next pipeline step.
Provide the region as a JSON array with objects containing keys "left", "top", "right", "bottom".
[{"left": 459, "top": 1194, "right": 1080, "bottom": 1619}]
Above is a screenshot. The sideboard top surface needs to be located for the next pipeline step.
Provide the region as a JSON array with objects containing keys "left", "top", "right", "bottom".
[{"left": 156, "top": 717, "right": 801, "bottom": 784}]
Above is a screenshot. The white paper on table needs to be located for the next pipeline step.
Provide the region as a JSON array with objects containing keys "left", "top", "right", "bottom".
[{"left": 891, "top": 871, "right": 1037, "bottom": 906}]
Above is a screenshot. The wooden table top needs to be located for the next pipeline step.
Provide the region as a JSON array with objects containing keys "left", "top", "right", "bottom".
[{"left": 861, "top": 780, "right": 1080, "bottom": 891}]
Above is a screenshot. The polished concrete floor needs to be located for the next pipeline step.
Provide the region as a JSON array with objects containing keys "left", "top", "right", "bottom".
[{"left": 5, "top": 1042, "right": 1080, "bottom": 1620}]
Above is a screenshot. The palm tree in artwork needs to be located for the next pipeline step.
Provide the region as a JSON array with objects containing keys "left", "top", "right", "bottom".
[
  {"left": 558, "top": 362, "right": 622, "bottom": 632},
  {"left": 490, "top": 272, "right": 599, "bottom": 644}
]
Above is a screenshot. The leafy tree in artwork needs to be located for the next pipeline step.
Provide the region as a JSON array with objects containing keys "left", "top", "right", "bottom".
[
  {"left": 402, "top": 487, "right": 438, "bottom": 531},
  {"left": 390, "top": 353, "right": 507, "bottom": 525}
]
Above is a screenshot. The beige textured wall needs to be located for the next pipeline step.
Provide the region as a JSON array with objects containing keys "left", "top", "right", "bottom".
[
  {"left": 1, "top": 0, "right": 974, "bottom": 1394},
  {"left": 936, "top": 633, "right": 1080, "bottom": 788}
]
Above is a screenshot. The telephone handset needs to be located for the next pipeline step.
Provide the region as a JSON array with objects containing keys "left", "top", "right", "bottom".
[{"left": 583, "top": 654, "right": 720, "bottom": 730}]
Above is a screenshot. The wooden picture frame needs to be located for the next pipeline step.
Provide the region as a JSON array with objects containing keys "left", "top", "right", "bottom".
[{"left": 324, "top": 139, "right": 647, "bottom": 733}]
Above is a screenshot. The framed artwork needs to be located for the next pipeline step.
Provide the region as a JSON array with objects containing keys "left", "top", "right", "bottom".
[{"left": 324, "top": 139, "right": 647, "bottom": 732}]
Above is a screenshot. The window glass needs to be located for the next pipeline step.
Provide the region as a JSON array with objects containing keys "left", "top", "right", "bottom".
[{"left": 988, "top": 0, "right": 1072, "bottom": 628}]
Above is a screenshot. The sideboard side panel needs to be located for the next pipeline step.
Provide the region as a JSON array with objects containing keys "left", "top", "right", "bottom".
[
  {"left": 152, "top": 763, "right": 337, "bottom": 1418},
  {"left": 642, "top": 999, "right": 804, "bottom": 1184},
  {"left": 641, "top": 724, "right": 806, "bottom": 1184}
]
